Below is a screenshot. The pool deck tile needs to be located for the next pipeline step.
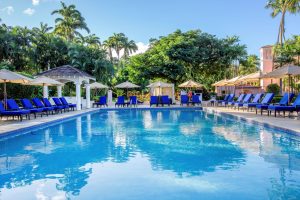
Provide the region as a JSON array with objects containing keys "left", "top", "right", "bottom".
[{"left": 204, "top": 107, "right": 300, "bottom": 135}]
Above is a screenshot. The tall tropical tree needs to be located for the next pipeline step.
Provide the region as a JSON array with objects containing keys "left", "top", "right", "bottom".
[
  {"left": 266, "top": 0, "right": 300, "bottom": 45},
  {"left": 103, "top": 38, "right": 114, "bottom": 62},
  {"left": 51, "top": 1, "right": 90, "bottom": 41},
  {"left": 110, "top": 33, "right": 126, "bottom": 60},
  {"left": 123, "top": 39, "right": 138, "bottom": 59}
]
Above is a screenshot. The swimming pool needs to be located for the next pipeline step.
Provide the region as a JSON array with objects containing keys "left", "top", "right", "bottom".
[{"left": 0, "top": 109, "right": 300, "bottom": 200}]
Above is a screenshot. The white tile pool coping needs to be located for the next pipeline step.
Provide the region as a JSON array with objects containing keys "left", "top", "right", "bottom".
[{"left": 0, "top": 105, "right": 299, "bottom": 137}]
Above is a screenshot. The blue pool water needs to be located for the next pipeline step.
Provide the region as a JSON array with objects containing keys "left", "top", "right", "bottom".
[{"left": 0, "top": 109, "right": 300, "bottom": 200}]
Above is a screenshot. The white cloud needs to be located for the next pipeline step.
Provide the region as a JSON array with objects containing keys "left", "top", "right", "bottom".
[
  {"left": 131, "top": 42, "right": 149, "bottom": 56},
  {"left": 32, "top": 0, "right": 40, "bottom": 6},
  {"left": 0, "top": 6, "right": 14, "bottom": 15},
  {"left": 23, "top": 8, "right": 35, "bottom": 16}
]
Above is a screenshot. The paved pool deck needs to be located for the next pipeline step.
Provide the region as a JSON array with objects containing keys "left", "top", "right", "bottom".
[
  {"left": 0, "top": 105, "right": 299, "bottom": 136},
  {"left": 204, "top": 107, "right": 300, "bottom": 134}
]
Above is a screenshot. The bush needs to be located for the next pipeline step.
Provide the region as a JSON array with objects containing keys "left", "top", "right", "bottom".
[{"left": 266, "top": 84, "right": 280, "bottom": 96}]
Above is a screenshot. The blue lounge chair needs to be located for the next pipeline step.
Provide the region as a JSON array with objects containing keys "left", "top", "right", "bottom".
[
  {"left": 217, "top": 94, "right": 229, "bottom": 106},
  {"left": 20, "top": 98, "right": 44, "bottom": 118},
  {"left": 191, "top": 95, "right": 201, "bottom": 106},
  {"left": 0, "top": 101, "right": 30, "bottom": 121},
  {"left": 53, "top": 97, "right": 69, "bottom": 111},
  {"left": 94, "top": 96, "right": 107, "bottom": 107},
  {"left": 180, "top": 95, "right": 189, "bottom": 106},
  {"left": 129, "top": 96, "right": 138, "bottom": 107},
  {"left": 115, "top": 96, "right": 125, "bottom": 107},
  {"left": 234, "top": 94, "right": 252, "bottom": 110},
  {"left": 161, "top": 95, "right": 170, "bottom": 106},
  {"left": 60, "top": 97, "right": 76, "bottom": 111},
  {"left": 150, "top": 96, "right": 158, "bottom": 107},
  {"left": 256, "top": 93, "right": 294, "bottom": 115},
  {"left": 228, "top": 94, "right": 245, "bottom": 108},
  {"left": 243, "top": 93, "right": 263, "bottom": 111},
  {"left": 268, "top": 94, "right": 300, "bottom": 117},
  {"left": 32, "top": 98, "right": 55, "bottom": 115},
  {"left": 42, "top": 98, "right": 64, "bottom": 113},
  {"left": 221, "top": 94, "right": 235, "bottom": 107}
]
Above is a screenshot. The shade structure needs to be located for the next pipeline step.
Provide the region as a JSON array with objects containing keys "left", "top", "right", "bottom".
[
  {"left": 263, "top": 65, "right": 300, "bottom": 78},
  {"left": 38, "top": 65, "right": 96, "bottom": 110},
  {"left": 147, "top": 81, "right": 173, "bottom": 88},
  {"left": 238, "top": 71, "right": 265, "bottom": 83},
  {"left": 115, "top": 81, "right": 140, "bottom": 89},
  {"left": 89, "top": 82, "right": 109, "bottom": 89},
  {"left": 225, "top": 76, "right": 243, "bottom": 86},
  {"left": 147, "top": 81, "right": 175, "bottom": 103},
  {"left": 178, "top": 80, "right": 203, "bottom": 88},
  {"left": 0, "top": 69, "right": 32, "bottom": 108},
  {"left": 212, "top": 79, "right": 228, "bottom": 87},
  {"left": 263, "top": 65, "right": 300, "bottom": 104},
  {"left": 115, "top": 81, "right": 140, "bottom": 97},
  {"left": 24, "top": 76, "right": 64, "bottom": 86}
]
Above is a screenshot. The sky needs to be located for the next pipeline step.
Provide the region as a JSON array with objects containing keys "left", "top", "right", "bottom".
[{"left": 0, "top": 0, "right": 300, "bottom": 55}]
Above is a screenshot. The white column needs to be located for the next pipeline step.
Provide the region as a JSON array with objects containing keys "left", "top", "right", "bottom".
[
  {"left": 85, "top": 83, "right": 91, "bottom": 109},
  {"left": 75, "top": 81, "right": 82, "bottom": 110},
  {"left": 43, "top": 85, "right": 49, "bottom": 98},
  {"left": 108, "top": 90, "right": 113, "bottom": 106},
  {"left": 57, "top": 85, "right": 62, "bottom": 97}
]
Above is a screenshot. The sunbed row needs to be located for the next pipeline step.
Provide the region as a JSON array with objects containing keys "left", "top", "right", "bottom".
[
  {"left": 180, "top": 95, "right": 202, "bottom": 106},
  {"left": 217, "top": 92, "right": 300, "bottom": 117},
  {"left": 0, "top": 97, "right": 76, "bottom": 121}
]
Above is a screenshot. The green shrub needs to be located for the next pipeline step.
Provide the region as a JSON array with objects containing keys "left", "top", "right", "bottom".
[{"left": 266, "top": 84, "right": 280, "bottom": 96}]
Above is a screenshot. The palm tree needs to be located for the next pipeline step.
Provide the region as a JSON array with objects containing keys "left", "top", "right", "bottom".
[
  {"left": 110, "top": 33, "right": 126, "bottom": 60},
  {"left": 266, "top": 0, "right": 300, "bottom": 45},
  {"left": 103, "top": 38, "right": 114, "bottom": 62},
  {"left": 123, "top": 39, "right": 138, "bottom": 59},
  {"left": 51, "top": 1, "right": 90, "bottom": 41},
  {"left": 33, "top": 22, "right": 53, "bottom": 34}
]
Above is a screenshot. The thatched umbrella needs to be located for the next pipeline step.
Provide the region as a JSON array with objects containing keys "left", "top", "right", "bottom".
[{"left": 0, "top": 69, "right": 32, "bottom": 108}]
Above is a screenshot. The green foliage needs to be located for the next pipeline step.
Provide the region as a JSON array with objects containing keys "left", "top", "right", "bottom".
[
  {"left": 239, "top": 55, "right": 260, "bottom": 75},
  {"left": 273, "top": 35, "right": 300, "bottom": 67},
  {"left": 123, "top": 30, "right": 247, "bottom": 89},
  {"left": 266, "top": 83, "right": 281, "bottom": 95}
]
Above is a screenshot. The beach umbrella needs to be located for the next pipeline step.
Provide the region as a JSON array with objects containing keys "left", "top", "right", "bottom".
[
  {"left": 0, "top": 69, "right": 32, "bottom": 108},
  {"left": 88, "top": 82, "right": 109, "bottom": 97},
  {"left": 115, "top": 81, "right": 140, "bottom": 97},
  {"left": 179, "top": 80, "right": 203, "bottom": 88},
  {"left": 24, "top": 76, "right": 64, "bottom": 86},
  {"left": 263, "top": 65, "right": 300, "bottom": 103},
  {"left": 89, "top": 82, "right": 109, "bottom": 89}
]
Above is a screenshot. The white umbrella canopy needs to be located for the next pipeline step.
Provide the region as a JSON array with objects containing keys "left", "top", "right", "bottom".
[
  {"left": 0, "top": 69, "right": 33, "bottom": 108},
  {"left": 89, "top": 82, "right": 109, "bottom": 89},
  {"left": 178, "top": 80, "right": 203, "bottom": 88},
  {"left": 0, "top": 69, "right": 33, "bottom": 83},
  {"left": 115, "top": 81, "right": 140, "bottom": 89},
  {"left": 24, "top": 76, "right": 64, "bottom": 86}
]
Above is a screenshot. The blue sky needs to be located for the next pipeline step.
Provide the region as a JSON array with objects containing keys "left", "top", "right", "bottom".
[{"left": 0, "top": 0, "right": 300, "bottom": 55}]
